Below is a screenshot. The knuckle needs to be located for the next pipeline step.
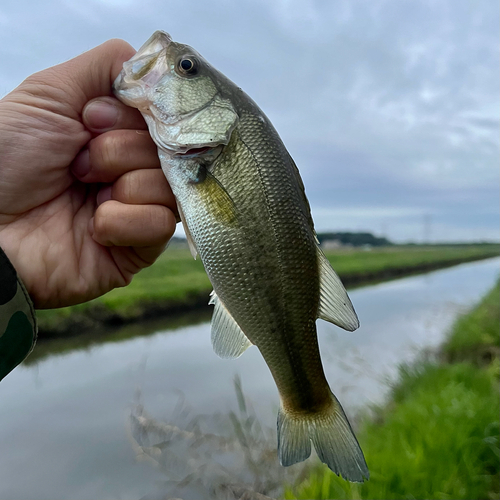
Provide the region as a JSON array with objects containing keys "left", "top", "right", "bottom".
[
  {"left": 93, "top": 204, "right": 117, "bottom": 244},
  {"left": 116, "top": 170, "right": 141, "bottom": 202},
  {"left": 92, "top": 132, "right": 129, "bottom": 172},
  {"left": 104, "top": 38, "right": 135, "bottom": 56},
  {"left": 127, "top": 170, "right": 143, "bottom": 199},
  {"left": 93, "top": 210, "right": 108, "bottom": 236},
  {"left": 153, "top": 207, "right": 176, "bottom": 238},
  {"left": 141, "top": 207, "right": 173, "bottom": 244}
]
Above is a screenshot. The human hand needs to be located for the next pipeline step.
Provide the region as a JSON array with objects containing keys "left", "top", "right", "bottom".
[{"left": 0, "top": 40, "right": 176, "bottom": 309}]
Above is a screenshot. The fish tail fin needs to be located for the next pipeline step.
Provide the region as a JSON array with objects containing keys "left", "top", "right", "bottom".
[{"left": 277, "top": 393, "right": 369, "bottom": 482}]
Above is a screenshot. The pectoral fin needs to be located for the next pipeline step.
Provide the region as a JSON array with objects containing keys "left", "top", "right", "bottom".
[
  {"left": 209, "top": 291, "right": 252, "bottom": 359},
  {"left": 317, "top": 249, "right": 359, "bottom": 331},
  {"left": 196, "top": 170, "right": 237, "bottom": 225}
]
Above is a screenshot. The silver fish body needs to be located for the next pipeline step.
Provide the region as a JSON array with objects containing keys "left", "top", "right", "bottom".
[{"left": 114, "top": 31, "right": 369, "bottom": 481}]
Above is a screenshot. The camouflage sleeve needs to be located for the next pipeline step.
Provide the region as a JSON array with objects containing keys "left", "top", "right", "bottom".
[{"left": 0, "top": 247, "right": 37, "bottom": 381}]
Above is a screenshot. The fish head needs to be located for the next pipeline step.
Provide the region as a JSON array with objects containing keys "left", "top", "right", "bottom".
[{"left": 114, "top": 30, "right": 238, "bottom": 155}]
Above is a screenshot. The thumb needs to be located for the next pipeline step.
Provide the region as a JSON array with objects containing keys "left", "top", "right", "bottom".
[{"left": 14, "top": 39, "right": 136, "bottom": 119}]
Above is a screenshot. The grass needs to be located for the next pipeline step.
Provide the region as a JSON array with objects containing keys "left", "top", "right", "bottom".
[
  {"left": 285, "top": 282, "right": 500, "bottom": 500},
  {"left": 36, "top": 247, "right": 210, "bottom": 332},
  {"left": 324, "top": 244, "right": 499, "bottom": 279},
  {"left": 443, "top": 284, "right": 500, "bottom": 366},
  {"left": 35, "top": 244, "right": 499, "bottom": 335}
]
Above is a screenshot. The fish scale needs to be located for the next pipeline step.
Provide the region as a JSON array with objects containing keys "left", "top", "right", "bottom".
[{"left": 114, "top": 30, "right": 369, "bottom": 482}]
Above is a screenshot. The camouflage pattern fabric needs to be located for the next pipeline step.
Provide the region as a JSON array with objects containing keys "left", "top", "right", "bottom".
[{"left": 0, "top": 247, "right": 37, "bottom": 381}]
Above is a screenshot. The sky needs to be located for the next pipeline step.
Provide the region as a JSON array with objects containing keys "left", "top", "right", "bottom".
[{"left": 0, "top": 0, "right": 498, "bottom": 243}]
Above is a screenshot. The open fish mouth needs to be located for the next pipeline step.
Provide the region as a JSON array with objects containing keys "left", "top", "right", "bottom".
[
  {"left": 113, "top": 31, "right": 172, "bottom": 105},
  {"left": 170, "top": 144, "right": 224, "bottom": 159},
  {"left": 121, "top": 31, "right": 171, "bottom": 83},
  {"left": 176, "top": 146, "right": 213, "bottom": 156}
]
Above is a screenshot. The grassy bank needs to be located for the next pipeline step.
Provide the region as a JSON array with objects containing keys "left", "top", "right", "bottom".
[
  {"left": 36, "top": 244, "right": 499, "bottom": 336},
  {"left": 285, "top": 282, "right": 500, "bottom": 500}
]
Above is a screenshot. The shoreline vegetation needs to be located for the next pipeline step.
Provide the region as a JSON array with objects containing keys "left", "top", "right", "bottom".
[
  {"left": 285, "top": 281, "right": 500, "bottom": 500},
  {"left": 36, "top": 244, "right": 499, "bottom": 338}
]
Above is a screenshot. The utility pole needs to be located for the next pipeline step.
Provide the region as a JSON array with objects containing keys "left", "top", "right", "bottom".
[{"left": 423, "top": 214, "right": 432, "bottom": 245}]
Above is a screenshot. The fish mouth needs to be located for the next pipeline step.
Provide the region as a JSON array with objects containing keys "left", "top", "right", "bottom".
[
  {"left": 171, "top": 144, "right": 224, "bottom": 158},
  {"left": 176, "top": 146, "right": 213, "bottom": 156},
  {"left": 113, "top": 31, "right": 172, "bottom": 104}
]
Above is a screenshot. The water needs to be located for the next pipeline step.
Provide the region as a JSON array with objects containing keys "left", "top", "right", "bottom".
[{"left": 0, "top": 258, "right": 498, "bottom": 500}]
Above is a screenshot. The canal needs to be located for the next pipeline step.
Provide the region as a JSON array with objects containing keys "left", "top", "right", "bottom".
[{"left": 0, "top": 257, "right": 498, "bottom": 499}]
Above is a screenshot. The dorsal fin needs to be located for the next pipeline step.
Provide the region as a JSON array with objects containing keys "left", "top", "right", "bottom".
[
  {"left": 209, "top": 291, "right": 253, "bottom": 359},
  {"left": 317, "top": 249, "right": 359, "bottom": 332}
]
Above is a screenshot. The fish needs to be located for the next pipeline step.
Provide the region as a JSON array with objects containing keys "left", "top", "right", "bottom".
[{"left": 113, "top": 31, "right": 369, "bottom": 482}]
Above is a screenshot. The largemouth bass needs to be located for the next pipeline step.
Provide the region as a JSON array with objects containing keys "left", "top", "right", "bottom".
[{"left": 114, "top": 31, "right": 369, "bottom": 482}]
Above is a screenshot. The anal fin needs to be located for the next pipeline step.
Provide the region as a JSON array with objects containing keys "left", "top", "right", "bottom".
[
  {"left": 209, "top": 291, "right": 253, "bottom": 359},
  {"left": 317, "top": 249, "right": 359, "bottom": 331}
]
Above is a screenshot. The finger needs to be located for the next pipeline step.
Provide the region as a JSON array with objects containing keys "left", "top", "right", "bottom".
[
  {"left": 105, "top": 169, "right": 176, "bottom": 208},
  {"left": 108, "top": 244, "right": 168, "bottom": 279},
  {"left": 29, "top": 39, "right": 136, "bottom": 115},
  {"left": 92, "top": 200, "right": 176, "bottom": 248},
  {"left": 82, "top": 96, "right": 148, "bottom": 133},
  {"left": 72, "top": 129, "right": 160, "bottom": 182}
]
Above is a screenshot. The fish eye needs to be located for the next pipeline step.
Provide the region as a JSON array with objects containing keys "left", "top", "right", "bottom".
[
  {"left": 177, "top": 57, "right": 198, "bottom": 76},
  {"left": 180, "top": 59, "right": 193, "bottom": 71}
]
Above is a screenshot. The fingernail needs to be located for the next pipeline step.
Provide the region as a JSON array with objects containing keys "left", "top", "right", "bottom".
[
  {"left": 72, "top": 148, "right": 90, "bottom": 178},
  {"left": 97, "top": 185, "right": 112, "bottom": 206},
  {"left": 84, "top": 100, "right": 118, "bottom": 130}
]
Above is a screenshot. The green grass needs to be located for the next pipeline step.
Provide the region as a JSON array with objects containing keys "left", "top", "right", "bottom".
[
  {"left": 36, "top": 244, "right": 499, "bottom": 333},
  {"left": 93, "top": 248, "right": 211, "bottom": 309},
  {"left": 443, "top": 284, "right": 500, "bottom": 367},
  {"left": 36, "top": 248, "right": 210, "bottom": 331},
  {"left": 285, "top": 283, "right": 500, "bottom": 500},
  {"left": 324, "top": 244, "right": 499, "bottom": 278}
]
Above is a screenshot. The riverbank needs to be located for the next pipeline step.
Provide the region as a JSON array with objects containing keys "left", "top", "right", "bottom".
[
  {"left": 286, "top": 281, "right": 500, "bottom": 500},
  {"left": 36, "top": 244, "right": 499, "bottom": 337}
]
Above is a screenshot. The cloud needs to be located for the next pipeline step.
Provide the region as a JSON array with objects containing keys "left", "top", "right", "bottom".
[{"left": 0, "top": 0, "right": 498, "bottom": 242}]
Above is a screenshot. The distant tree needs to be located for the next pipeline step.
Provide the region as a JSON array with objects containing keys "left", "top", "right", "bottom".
[{"left": 316, "top": 232, "right": 393, "bottom": 247}]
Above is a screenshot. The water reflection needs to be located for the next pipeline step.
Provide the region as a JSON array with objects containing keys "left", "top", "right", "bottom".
[
  {"left": 128, "top": 377, "right": 305, "bottom": 500},
  {"left": 25, "top": 308, "right": 212, "bottom": 365},
  {"left": 0, "top": 258, "right": 498, "bottom": 500}
]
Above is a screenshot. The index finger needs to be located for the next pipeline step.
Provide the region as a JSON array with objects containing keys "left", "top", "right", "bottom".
[{"left": 21, "top": 39, "right": 137, "bottom": 120}]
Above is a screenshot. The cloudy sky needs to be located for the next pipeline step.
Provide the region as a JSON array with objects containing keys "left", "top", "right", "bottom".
[{"left": 1, "top": 0, "right": 498, "bottom": 242}]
